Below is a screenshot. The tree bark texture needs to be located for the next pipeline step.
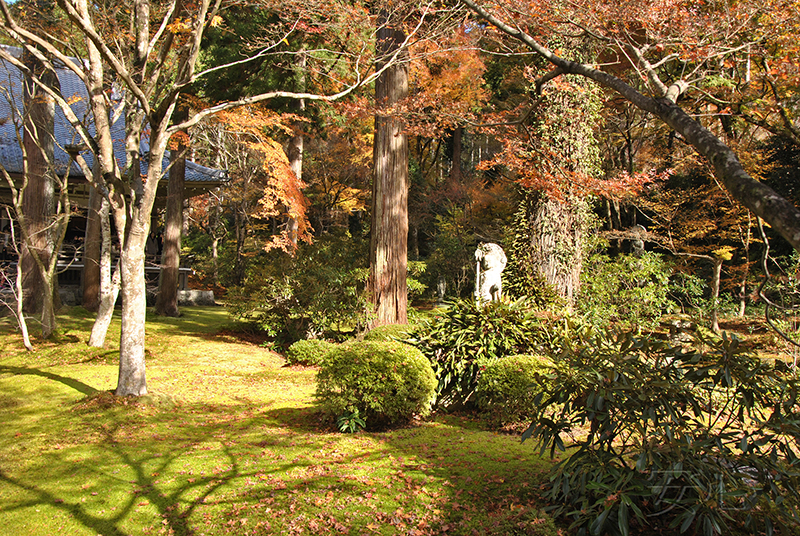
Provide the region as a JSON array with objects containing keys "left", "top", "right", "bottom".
[
  {"left": 21, "top": 48, "right": 56, "bottom": 315},
  {"left": 155, "top": 129, "right": 186, "bottom": 317},
  {"left": 369, "top": 12, "right": 409, "bottom": 326},
  {"left": 82, "top": 181, "right": 102, "bottom": 311},
  {"left": 529, "top": 195, "right": 590, "bottom": 309},
  {"left": 116, "top": 218, "right": 149, "bottom": 396}
]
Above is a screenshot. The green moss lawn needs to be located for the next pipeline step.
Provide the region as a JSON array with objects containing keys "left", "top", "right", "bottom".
[{"left": 0, "top": 307, "right": 556, "bottom": 536}]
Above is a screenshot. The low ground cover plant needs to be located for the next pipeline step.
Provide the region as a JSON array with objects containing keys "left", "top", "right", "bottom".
[
  {"left": 524, "top": 327, "right": 800, "bottom": 536},
  {"left": 315, "top": 340, "right": 437, "bottom": 430},
  {"left": 362, "top": 323, "right": 414, "bottom": 342}
]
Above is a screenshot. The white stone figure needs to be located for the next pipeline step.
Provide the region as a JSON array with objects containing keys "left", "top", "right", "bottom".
[
  {"left": 475, "top": 243, "right": 507, "bottom": 304},
  {"left": 631, "top": 224, "right": 646, "bottom": 257}
]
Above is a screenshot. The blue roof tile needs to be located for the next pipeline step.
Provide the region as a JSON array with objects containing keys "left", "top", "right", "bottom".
[{"left": 0, "top": 45, "right": 226, "bottom": 185}]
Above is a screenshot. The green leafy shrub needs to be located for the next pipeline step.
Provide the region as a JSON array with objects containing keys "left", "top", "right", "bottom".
[
  {"left": 475, "top": 354, "right": 554, "bottom": 426},
  {"left": 285, "top": 339, "right": 337, "bottom": 366},
  {"left": 524, "top": 327, "right": 800, "bottom": 536},
  {"left": 577, "top": 251, "right": 675, "bottom": 330},
  {"left": 315, "top": 341, "right": 437, "bottom": 430},
  {"left": 227, "top": 230, "right": 370, "bottom": 344},
  {"left": 407, "top": 298, "right": 559, "bottom": 408},
  {"left": 363, "top": 323, "right": 414, "bottom": 342},
  {"left": 406, "top": 261, "right": 428, "bottom": 301}
]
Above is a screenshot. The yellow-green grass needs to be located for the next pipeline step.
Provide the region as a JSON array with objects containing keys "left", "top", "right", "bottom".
[{"left": 0, "top": 307, "right": 555, "bottom": 536}]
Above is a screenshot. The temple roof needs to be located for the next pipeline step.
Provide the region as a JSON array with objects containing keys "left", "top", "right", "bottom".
[{"left": 0, "top": 45, "right": 227, "bottom": 190}]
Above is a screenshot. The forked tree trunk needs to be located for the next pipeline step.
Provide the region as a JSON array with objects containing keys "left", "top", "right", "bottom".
[
  {"left": 89, "top": 195, "right": 120, "bottom": 347},
  {"left": 369, "top": 11, "right": 409, "bottom": 326}
]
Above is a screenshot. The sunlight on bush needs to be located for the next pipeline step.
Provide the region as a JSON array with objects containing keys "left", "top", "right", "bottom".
[
  {"left": 285, "top": 339, "right": 337, "bottom": 366},
  {"left": 577, "top": 251, "right": 675, "bottom": 330},
  {"left": 475, "top": 353, "right": 553, "bottom": 427},
  {"left": 362, "top": 323, "right": 414, "bottom": 342},
  {"left": 407, "top": 298, "right": 561, "bottom": 408},
  {"left": 315, "top": 340, "right": 436, "bottom": 430}
]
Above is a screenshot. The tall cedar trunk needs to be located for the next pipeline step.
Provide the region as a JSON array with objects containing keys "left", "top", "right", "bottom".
[
  {"left": 82, "top": 181, "right": 102, "bottom": 311},
  {"left": 155, "top": 117, "right": 186, "bottom": 317},
  {"left": 369, "top": 11, "right": 409, "bottom": 326},
  {"left": 21, "top": 48, "right": 56, "bottom": 316}
]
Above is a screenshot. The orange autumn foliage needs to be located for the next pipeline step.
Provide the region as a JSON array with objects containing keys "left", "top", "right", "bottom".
[{"left": 213, "top": 105, "right": 312, "bottom": 251}]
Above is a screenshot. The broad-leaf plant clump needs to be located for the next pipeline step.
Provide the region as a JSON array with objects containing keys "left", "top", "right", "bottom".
[{"left": 523, "top": 327, "right": 800, "bottom": 536}]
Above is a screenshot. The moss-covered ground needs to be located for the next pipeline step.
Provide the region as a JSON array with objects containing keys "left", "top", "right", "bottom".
[{"left": 0, "top": 307, "right": 556, "bottom": 536}]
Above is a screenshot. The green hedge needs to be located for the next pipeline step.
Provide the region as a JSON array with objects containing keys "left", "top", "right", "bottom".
[
  {"left": 315, "top": 340, "right": 436, "bottom": 430},
  {"left": 362, "top": 323, "right": 414, "bottom": 342},
  {"left": 285, "top": 339, "right": 337, "bottom": 366},
  {"left": 475, "top": 354, "right": 554, "bottom": 426}
]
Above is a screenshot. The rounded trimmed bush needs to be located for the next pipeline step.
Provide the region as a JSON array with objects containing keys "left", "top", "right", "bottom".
[
  {"left": 315, "top": 340, "right": 437, "bottom": 430},
  {"left": 286, "top": 339, "right": 337, "bottom": 366},
  {"left": 475, "top": 354, "right": 553, "bottom": 426},
  {"left": 362, "top": 323, "right": 413, "bottom": 342}
]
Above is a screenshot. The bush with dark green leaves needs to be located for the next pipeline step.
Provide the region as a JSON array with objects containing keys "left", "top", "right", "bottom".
[
  {"left": 285, "top": 339, "right": 337, "bottom": 366},
  {"left": 406, "top": 298, "right": 562, "bottom": 408},
  {"left": 315, "top": 340, "right": 436, "bottom": 430},
  {"left": 475, "top": 354, "right": 554, "bottom": 426},
  {"left": 226, "top": 230, "right": 370, "bottom": 345},
  {"left": 524, "top": 327, "right": 800, "bottom": 536}
]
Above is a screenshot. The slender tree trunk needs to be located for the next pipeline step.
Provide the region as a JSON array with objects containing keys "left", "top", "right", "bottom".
[
  {"left": 369, "top": 10, "right": 409, "bottom": 326},
  {"left": 82, "top": 181, "right": 102, "bottom": 311},
  {"left": 287, "top": 53, "right": 306, "bottom": 245},
  {"left": 14, "top": 253, "right": 33, "bottom": 351},
  {"left": 449, "top": 127, "right": 463, "bottom": 183},
  {"left": 155, "top": 113, "right": 187, "bottom": 317},
  {"left": 89, "top": 195, "right": 120, "bottom": 347},
  {"left": 4, "top": 215, "right": 33, "bottom": 351},
  {"left": 711, "top": 257, "right": 723, "bottom": 333},
  {"left": 233, "top": 207, "right": 247, "bottom": 286}
]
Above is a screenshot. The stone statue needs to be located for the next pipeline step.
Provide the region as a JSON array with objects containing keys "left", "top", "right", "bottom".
[
  {"left": 631, "top": 224, "right": 646, "bottom": 257},
  {"left": 475, "top": 243, "right": 507, "bottom": 304}
]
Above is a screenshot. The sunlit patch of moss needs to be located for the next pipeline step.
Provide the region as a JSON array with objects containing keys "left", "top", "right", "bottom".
[{"left": 0, "top": 306, "right": 559, "bottom": 536}]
